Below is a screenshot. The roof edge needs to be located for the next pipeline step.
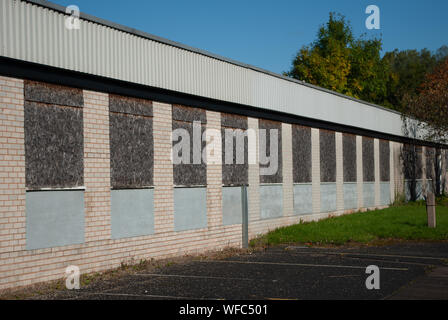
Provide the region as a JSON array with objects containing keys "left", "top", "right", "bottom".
[{"left": 25, "top": 0, "right": 402, "bottom": 117}]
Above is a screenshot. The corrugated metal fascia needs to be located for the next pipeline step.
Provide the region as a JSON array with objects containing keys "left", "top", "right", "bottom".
[{"left": 22, "top": 0, "right": 401, "bottom": 116}]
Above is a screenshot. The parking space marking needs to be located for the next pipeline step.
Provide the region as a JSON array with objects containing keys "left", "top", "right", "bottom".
[
  {"left": 132, "top": 273, "right": 261, "bottom": 281},
  {"left": 82, "top": 292, "right": 216, "bottom": 300},
  {"left": 285, "top": 247, "right": 448, "bottom": 260},
  {"left": 341, "top": 256, "right": 437, "bottom": 266},
  {"left": 265, "top": 251, "right": 439, "bottom": 266},
  {"left": 200, "top": 260, "right": 409, "bottom": 271}
]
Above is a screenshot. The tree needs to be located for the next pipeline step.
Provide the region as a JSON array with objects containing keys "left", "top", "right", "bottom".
[
  {"left": 286, "top": 13, "right": 352, "bottom": 95},
  {"left": 285, "top": 12, "right": 448, "bottom": 111},
  {"left": 286, "top": 13, "right": 391, "bottom": 106},
  {"left": 349, "top": 38, "right": 390, "bottom": 106},
  {"left": 435, "top": 45, "right": 448, "bottom": 62},
  {"left": 403, "top": 57, "right": 448, "bottom": 144},
  {"left": 382, "top": 49, "right": 438, "bottom": 110}
]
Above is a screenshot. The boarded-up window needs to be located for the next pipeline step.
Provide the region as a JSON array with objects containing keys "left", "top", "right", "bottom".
[
  {"left": 426, "top": 147, "right": 435, "bottom": 180},
  {"left": 24, "top": 81, "right": 84, "bottom": 189},
  {"left": 292, "top": 125, "right": 311, "bottom": 183},
  {"left": 109, "top": 94, "right": 153, "bottom": 188},
  {"left": 172, "top": 105, "right": 207, "bottom": 186},
  {"left": 445, "top": 150, "right": 448, "bottom": 173},
  {"left": 221, "top": 113, "right": 248, "bottom": 186},
  {"left": 259, "top": 119, "right": 282, "bottom": 184},
  {"left": 403, "top": 144, "right": 423, "bottom": 180},
  {"left": 379, "top": 140, "right": 390, "bottom": 182},
  {"left": 362, "top": 137, "right": 375, "bottom": 182},
  {"left": 343, "top": 133, "right": 356, "bottom": 182},
  {"left": 25, "top": 80, "right": 83, "bottom": 107},
  {"left": 320, "top": 130, "right": 336, "bottom": 183}
]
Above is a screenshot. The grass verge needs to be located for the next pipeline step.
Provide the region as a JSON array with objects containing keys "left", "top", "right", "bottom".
[{"left": 250, "top": 203, "right": 448, "bottom": 247}]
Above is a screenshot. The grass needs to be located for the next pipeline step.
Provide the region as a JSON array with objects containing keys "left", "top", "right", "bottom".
[{"left": 250, "top": 203, "right": 448, "bottom": 247}]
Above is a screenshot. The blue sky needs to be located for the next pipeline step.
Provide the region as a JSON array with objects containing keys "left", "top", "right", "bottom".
[{"left": 52, "top": 0, "right": 448, "bottom": 74}]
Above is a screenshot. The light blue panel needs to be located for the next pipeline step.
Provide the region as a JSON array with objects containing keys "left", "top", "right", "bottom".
[
  {"left": 260, "top": 185, "right": 283, "bottom": 219},
  {"left": 343, "top": 183, "right": 358, "bottom": 210},
  {"left": 293, "top": 184, "right": 312, "bottom": 215},
  {"left": 380, "top": 182, "right": 391, "bottom": 206},
  {"left": 363, "top": 182, "right": 375, "bottom": 208},
  {"left": 222, "top": 187, "right": 243, "bottom": 226},
  {"left": 405, "top": 180, "right": 424, "bottom": 201},
  {"left": 26, "top": 191, "right": 84, "bottom": 250},
  {"left": 321, "top": 183, "right": 337, "bottom": 213},
  {"left": 111, "top": 189, "right": 154, "bottom": 239},
  {"left": 174, "top": 187, "right": 207, "bottom": 231}
]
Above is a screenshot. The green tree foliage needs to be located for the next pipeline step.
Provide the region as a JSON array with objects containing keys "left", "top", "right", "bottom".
[
  {"left": 286, "top": 12, "right": 448, "bottom": 111},
  {"left": 286, "top": 13, "right": 390, "bottom": 105},
  {"left": 349, "top": 38, "right": 390, "bottom": 106},
  {"left": 383, "top": 49, "right": 438, "bottom": 109},
  {"left": 403, "top": 57, "right": 448, "bottom": 144},
  {"left": 287, "top": 13, "right": 352, "bottom": 95}
]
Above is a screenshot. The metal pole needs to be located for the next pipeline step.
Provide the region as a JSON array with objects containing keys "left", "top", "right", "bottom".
[{"left": 241, "top": 185, "right": 249, "bottom": 249}]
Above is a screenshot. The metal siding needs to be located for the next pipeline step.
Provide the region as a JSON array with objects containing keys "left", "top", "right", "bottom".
[{"left": 2, "top": 0, "right": 405, "bottom": 137}]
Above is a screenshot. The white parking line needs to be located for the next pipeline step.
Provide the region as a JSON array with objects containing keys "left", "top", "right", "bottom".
[
  {"left": 266, "top": 251, "right": 440, "bottom": 266},
  {"left": 284, "top": 248, "right": 447, "bottom": 260},
  {"left": 132, "top": 273, "right": 258, "bottom": 281},
  {"left": 342, "top": 256, "right": 437, "bottom": 266},
  {"left": 83, "top": 292, "right": 216, "bottom": 300},
  {"left": 200, "top": 260, "right": 408, "bottom": 271}
]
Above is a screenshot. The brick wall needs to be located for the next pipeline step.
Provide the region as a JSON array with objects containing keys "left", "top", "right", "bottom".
[
  {"left": 83, "top": 91, "right": 111, "bottom": 242},
  {"left": 356, "top": 135, "right": 364, "bottom": 208},
  {"left": 0, "top": 76, "right": 25, "bottom": 254},
  {"left": 374, "top": 139, "right": 380, "bottom": 206},
  {"left": 0, "top": 76, "right": 411, "bottom": 291},
  {"left": 247, "top": 117, "right": 260, "bottom": 227},
  {"left": 311, "top": 128, "right": 321, "bottom": 213},
  {"left": 389, "top": 141, "right": 396, "bottom": 203},
  {"left": 335, "top": 132, "right": 344, "bottom": 212},
  {"left": 206, "top": 111, "right": 223, "bottom": 229},
  {"left": 281, "top": 123, "right": 293, "bottom": 217},
  {"left": 153, "top": 102, "right": 175, "bottom": 234}
]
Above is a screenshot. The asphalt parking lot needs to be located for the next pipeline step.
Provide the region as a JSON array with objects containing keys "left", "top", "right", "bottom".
[{"left": 31, "top": 242, "right": 448, "bottom": 300}]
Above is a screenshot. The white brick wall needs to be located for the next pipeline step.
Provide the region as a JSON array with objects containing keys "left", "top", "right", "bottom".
[
  {"left": 356, "top": 135, "right": 364, "bottom": 209},
  {"left": 374, "top": 138, "right": 380, "bottom": 206},
  {"left": 0, "top": 75, "right": 412, "bottom": 291},
  {"left": 206, "top": 111, "right": 223, "bottom": 228},
  {"left": 247, "top": 117, "right": 260, "bottom": 225},
  {"left": 389, "top": 141, "right": 395, "bottom": 203},
  {"left": 282, "top": 123, "right": 294, "bottom": 217},
  {"left": 0, "top": 76, "right": 25, "bottom": 254},
  {"left": 311, "top": 128, "right": 321, "bottom": 213},
  {"left": 335, "top": 132, "right": 344, "bottom": 212},
  {"left": 153, "top": 102, "right": 175, "bottom": 234},
  {"left": 83, "top": 91, "right": 111, "bottom": 242}
]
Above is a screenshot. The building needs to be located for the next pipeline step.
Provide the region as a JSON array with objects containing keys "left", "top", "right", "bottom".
[{"left": 0, "top": 0, "right": 447, "bottom": 290}]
